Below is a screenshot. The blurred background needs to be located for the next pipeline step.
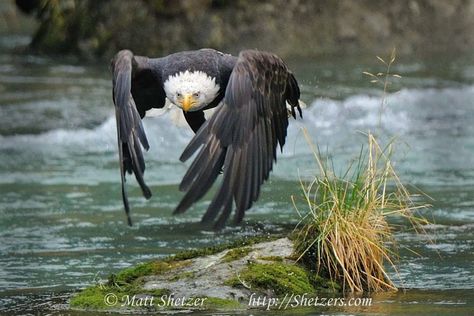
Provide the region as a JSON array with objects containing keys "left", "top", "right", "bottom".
[
  {"left": 0, "top": 0, "right": 473, "bottom": 315},
  {"left": 4, "top": 0, "right": 474, "bottom": 59}
]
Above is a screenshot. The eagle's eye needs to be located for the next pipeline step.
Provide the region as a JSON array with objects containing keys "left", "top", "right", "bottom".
[
  {"left": 176, "top": 92, "right": 182, "bottom": 98},
  {"left": 193, "top": 92, "right": 200, "bottom": 98}
]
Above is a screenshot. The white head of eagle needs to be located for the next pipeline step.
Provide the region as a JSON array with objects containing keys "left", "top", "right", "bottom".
[{"left": 163, "top": 70, "right": 220, "bottom": 112}]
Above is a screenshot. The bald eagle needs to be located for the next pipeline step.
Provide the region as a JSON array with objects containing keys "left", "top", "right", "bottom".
[{"left": 112, "top": 48, "right": 302, "bottom": 228}]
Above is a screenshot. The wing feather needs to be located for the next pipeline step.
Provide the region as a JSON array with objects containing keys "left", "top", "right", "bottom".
[
  {"left": 175, "top": 50, "right": 301, "bottom": 228},
  {"left": 111, "top": 50, "right": 165, "bottom": 225}
]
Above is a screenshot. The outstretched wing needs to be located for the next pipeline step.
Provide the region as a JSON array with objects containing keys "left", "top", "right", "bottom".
[
  {"left": 174, "top": 50, "right": 301, "bottom": 228},
  {"left": 111, "top": 50, "right": 165, "bottom": 225}
]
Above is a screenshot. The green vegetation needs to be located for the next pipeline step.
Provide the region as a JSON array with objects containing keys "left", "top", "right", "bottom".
[
  {"left": 70, "top": 284, "right": 170, "bottom": 310},
  {"left": 222, "top": 247, "right": 253, "bottom": 262},
  {"left": 112, "top": 260, "right": 190, "bottom": 285},
  {"left": 167, "top": 271, "right": 196, "bottom": 281},
  {"left": 71, "top": 259, "right": 175, "bottom": 310},
  {"left": 70, "top": 286, "right": 109, "bottom": 310},
  {"left": 257, "top": 256, "right": 284, "bottom": 262},
  {"left": 71, "top": 257, "right": 180, "bottom": 309},
  {"left": 203, "top": 297, "right": 243, "bottom": 309},
  {"left": 293, "top": 130, "right": 429, "bottom": 292},
  {"left": 225, "top": 261, "right": 335, "bottom": 296},
  {"left": 70, "top": 283, "right": 243, "bottom": 311}
]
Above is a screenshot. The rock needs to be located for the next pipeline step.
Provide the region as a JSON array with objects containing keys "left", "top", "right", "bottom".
[
  {"left": 69, "top": 236, "right": 338, "bottom": 312},
  {"left": 143, "top": 238, "right": 294, "bottom": 301}
]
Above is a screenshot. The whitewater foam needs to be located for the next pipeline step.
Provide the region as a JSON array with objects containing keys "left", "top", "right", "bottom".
[{"left": 1, "top": 84, "right": 472, "bottom": 168}]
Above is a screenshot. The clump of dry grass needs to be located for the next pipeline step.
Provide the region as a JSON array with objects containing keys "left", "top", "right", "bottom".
[{"left": 292, "top": 130, "right": 429, "bottom": 292}]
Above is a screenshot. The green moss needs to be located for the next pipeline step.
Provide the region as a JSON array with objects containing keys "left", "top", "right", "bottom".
[
  {"left": 203, "top": 297, "right": 243, "bottom": 309},
  {"left": 167, "top": 271, "right": 196, "bottom": 281},
  {"left": 70, "top": 284, "right": 170, "bottom": 310},
  {"left": 308, "top": 273, "right": 341, "bottom": 291},
  {"left": 222, "top": 247, "right": 252, "bottom": 262},
  {"left": 112, "top": 260, "right": 190, "bottom": 284},
  {"left": 70, "top": 286, "right": 109, "bottom": 309},
  {"left": 70, "top": 284, "right": 241, "bottom": 311},
  {"left": 72, "top": 258, "right": 188, "bottom": 310},
  {"left": 113, "top": 263, "right": 152, "bottom": 284},
  {"left": 225, "top": 262, "right": 315, "bottom": 296},
  {"left": 258, "top": 256, "right": 284, "bottom": 262}
]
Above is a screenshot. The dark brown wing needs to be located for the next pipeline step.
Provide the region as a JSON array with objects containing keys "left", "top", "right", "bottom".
[
  {"left": 174, "top": 50, "right": 301, "bottom": 228},
  {"left": 111, "top": 50, "right": 165, "bottom": 225}
]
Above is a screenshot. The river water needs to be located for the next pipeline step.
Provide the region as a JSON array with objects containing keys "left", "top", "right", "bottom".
[{"left": 0, "top": 35, "right": 473, "bottom": 315}]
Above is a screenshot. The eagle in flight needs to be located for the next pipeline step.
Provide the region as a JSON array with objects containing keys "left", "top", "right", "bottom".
[{"left": 112, "top": 48, "right": 302, "bottom": 229}]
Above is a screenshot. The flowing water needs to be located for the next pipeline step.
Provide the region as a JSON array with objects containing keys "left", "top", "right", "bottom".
[{"left": 0, "top": 35, "right": 473, "bottom": 315}]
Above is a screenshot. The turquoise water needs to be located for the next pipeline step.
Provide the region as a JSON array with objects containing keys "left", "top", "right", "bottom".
[{"left": 0, "top": 37, "right": 473, "bottom": 314}]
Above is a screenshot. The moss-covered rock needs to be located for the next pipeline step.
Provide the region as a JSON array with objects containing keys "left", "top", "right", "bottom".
[{"left": 69, "top": 236, "right": 338, "bottom": 312}]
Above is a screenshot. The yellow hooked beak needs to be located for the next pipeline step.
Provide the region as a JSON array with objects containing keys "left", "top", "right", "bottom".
[{"left": 182, "top": 94, "right": 196, "bottom": 112}]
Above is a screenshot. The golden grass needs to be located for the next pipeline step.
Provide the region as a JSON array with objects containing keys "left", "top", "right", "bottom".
[
  {"left": 363, "top": 47, "right": 402, "bottom": 125},
  {"left": 292, "top": 130, "right": 429, "bottom": 292}
]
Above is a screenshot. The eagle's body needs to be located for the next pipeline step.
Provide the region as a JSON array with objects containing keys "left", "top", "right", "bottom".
[{"left": 112, "top": 48, "right": 301, "bottom": 228}]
